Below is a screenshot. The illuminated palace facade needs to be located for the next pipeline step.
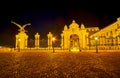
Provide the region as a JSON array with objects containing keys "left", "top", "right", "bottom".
[
  {"left": 61, "top": 17, "right": 120, "bottom": 51},
  {"left": 15, "top": 17, "right": 120, "bottom": 51}
]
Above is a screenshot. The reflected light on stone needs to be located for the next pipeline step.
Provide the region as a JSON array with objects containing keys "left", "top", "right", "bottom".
[{"left": 71, "top": 47, "right": 79, "bottom": 52}]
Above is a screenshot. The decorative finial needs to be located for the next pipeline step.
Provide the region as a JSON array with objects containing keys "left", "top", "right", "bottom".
[
  {"left": 72, "top": 20, "right": 75, "bottom": 23},
  {"left": 81, "top": 23, "right": 85, "bottom": 29},
  {"left": 49, "top": 32, "right": 51, "bottom": 34},
  {"left": 117, "top": 17, "right": 120, "bottom": 21},
  {"left": 36, "top": 32, "right": 39, "bottom": 35},
  {"left": 64, "top": 25, "right": 68, "bottom": 30}
]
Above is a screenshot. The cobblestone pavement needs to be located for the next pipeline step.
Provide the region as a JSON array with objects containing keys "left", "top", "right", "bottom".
[{"left": 0, "top": 52, "right": 120, "bottom": 78}]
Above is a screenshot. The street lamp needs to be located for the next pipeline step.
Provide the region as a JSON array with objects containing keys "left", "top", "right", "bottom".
[
  {"left": 52, "top": 37, "right": 56, "bottom": 53},
  {"left": 18, "top": 38, "right": 21, "bottom": 52},
  {"left": 94, "top": 37, "right": 98, "bottom": 53}
]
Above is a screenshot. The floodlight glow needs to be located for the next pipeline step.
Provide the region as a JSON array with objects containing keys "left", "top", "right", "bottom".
[
  {"left": 94, "top": 37, "right": 98, "bottom": 40},
  {"left": 18, "top": 39, "right": 21, "bottom": 41},
  {"left": 52, "top": 37, "right": 55, "bottom": 41}
]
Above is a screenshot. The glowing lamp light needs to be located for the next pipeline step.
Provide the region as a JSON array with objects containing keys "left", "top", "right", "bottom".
[
  {"left": 18, "top": 38, "right": 21, "bottom": 41},
  {"left": 94, "top": 37, "right": 98, "bottom": 40},
  {"left": 52, "top": 37, "right": 55, "bottom": 41}
]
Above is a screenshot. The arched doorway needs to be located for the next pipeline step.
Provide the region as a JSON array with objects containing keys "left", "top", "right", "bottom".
[{"left": 70, "top": 34, "right": 80, "bottom": 52}]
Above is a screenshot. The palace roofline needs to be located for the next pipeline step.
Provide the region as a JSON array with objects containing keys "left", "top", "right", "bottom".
[{"left": 90, "top": 17, "right": 120, "bottom": 37}]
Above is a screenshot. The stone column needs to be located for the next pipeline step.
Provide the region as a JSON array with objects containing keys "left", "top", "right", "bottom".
[
  {"left": 35, "top": 32, "right": 40, "bottom": 49},
  {"left": 15, "top": 35, "right": 18, "bottom": 49},
  {"left": 47, "top": 32, "right": 53, "bottom": 49},
  {"left": 86, "top": 36, "right": 89, "bottom": 47},
  {"left": 15, "top": 32, "right": 28, "bottom": 49},
  {"left": 117, "top": 37, "right": 120, "bottom": 44},
  {"left": 25, "top": 35, "right": 28, "bottom": 48},
  {"left": 15, "top": 34, "right": 21, "bottom": 49}
]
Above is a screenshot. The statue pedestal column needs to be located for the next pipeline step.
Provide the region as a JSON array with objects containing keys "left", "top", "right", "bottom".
[
  {"left": 47, "top": 32, "right": 53, "bottom": 49},
  {"left": 35, "top": 32, "right": 40, "bottom": 49},
  {"left": 16, "top": 32, "right": 28, "bottom": 49}
]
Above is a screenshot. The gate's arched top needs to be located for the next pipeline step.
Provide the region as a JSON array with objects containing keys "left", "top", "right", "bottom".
[{"left": 69, "top": 20, "right": 79, "bottom": 29}]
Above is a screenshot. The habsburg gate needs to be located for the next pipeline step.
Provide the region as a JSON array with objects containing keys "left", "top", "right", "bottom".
[
  {"left": 61, "top": 20, "right": 89, "bottom": 51},
  {"left": 12, "top": 17, "right": 120, "bottom": 52}
]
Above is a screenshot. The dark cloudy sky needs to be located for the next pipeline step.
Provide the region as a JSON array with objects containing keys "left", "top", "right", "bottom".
[{"left": 0, "top": 0, "right": 120, "bottom": 47}]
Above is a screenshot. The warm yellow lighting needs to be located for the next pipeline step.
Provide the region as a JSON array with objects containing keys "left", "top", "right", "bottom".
[
  {"left": 71, "top": 47, "right": 79, "bottom": 52},
  {"left": 94, "top": 37, "right": 98, "bottom": 40},
  {"left": 18, "top": 38, "right": 21, "bottom": 41},
  {"left": 52, "top": 37, "right": 56, "bottom": 41},
  {"left": 13, "top": 17, "right": 120, "bottom": 51},
  {"left": 61, "top": 20, "right": 89, "bottom": 50}
]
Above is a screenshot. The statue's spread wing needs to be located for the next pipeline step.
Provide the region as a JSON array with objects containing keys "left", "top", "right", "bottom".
[
  {"left": 11, "top": 21, "right": 22, "bottom": 29},
  {"left": 23, "top": 23, "right": 31, "bottom": 28}
]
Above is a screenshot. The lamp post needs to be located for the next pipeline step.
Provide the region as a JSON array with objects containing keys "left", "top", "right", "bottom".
[
  {"left": 52, "top": 37, "right": 55, "bottom": 53},
  {"left": 95, "top": 37, "right": 98, "bottom": 53},
  {"left": 18, "top": 38, "right": 21, "bottom": 52}
]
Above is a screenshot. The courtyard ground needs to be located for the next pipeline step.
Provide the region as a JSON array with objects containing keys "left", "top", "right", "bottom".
[{"left": 0, "top": 52, "right": 120, "bottom": 78}]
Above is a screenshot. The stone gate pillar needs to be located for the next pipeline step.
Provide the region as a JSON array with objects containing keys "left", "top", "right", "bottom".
[
  {"left": 35, "top": 32, "right": 40, "bottom": 49},
  {"left": 47, "top": 32, "right": 53, "bottom": 49},
  {"left": 15, "top": 32, "right": 28, "bottom": 49},
  {"left": 25, "top": 36, "right": 28, "bottom": 48}
]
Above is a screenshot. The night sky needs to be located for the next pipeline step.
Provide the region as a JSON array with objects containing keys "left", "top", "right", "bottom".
[{"left": 0, "top": 0, "right": 120, "bottom": 47}]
